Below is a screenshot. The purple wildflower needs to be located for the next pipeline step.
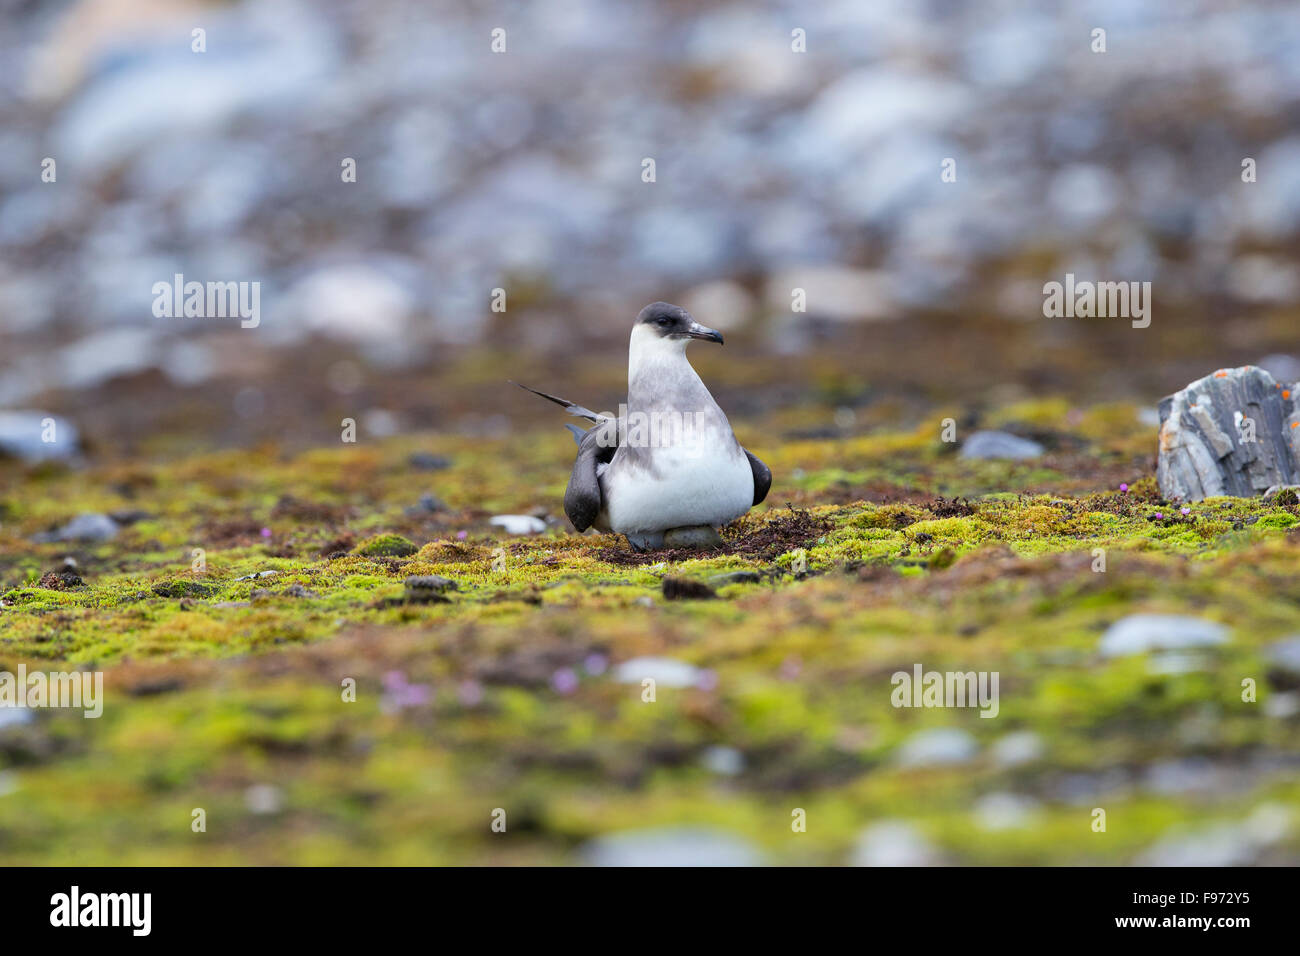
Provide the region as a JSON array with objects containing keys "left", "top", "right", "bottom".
[
  {"left": 551, "top": 667, "right": 579, "bottom": 695},
  {"left": 381, "top": 670, "right": 432, "bottom": 713}
]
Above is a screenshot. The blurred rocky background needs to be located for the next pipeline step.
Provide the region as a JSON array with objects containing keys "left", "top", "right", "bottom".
[{"left": 1, "top": 0, "right": 1300, "bottom": 455}]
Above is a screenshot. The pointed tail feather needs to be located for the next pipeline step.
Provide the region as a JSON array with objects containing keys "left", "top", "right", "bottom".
[{"left": 509, "top": 380, "right": 609, "bottom": 423}]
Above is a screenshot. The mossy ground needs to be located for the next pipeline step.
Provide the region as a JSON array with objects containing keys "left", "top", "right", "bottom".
[{"left": 2, "top": 397, "right": 1298, "bottom": 864}]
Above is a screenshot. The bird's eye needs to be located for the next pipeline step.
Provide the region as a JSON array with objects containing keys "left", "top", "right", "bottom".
[{"left": 657, "top": 317, "right": 671, "bottom": 326}]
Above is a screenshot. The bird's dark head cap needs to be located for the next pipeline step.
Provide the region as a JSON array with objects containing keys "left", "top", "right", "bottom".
[{"left": 636, "top": 302, "right": 723, "bottom": 344}]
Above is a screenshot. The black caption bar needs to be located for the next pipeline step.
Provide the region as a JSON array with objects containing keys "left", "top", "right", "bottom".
[{"left": 0, "top": 866, "right": 1281, "bottom": 942}]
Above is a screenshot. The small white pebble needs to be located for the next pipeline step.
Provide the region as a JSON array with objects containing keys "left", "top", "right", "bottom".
[
  {"left": 490, "top": 515, "right": 546, "bottom": 535},
  {"left": 244, "top": 783, "right": 283, "bottom": 815},
  {"left": 700, "top": 745, "right": 745, "bottom": 776}
]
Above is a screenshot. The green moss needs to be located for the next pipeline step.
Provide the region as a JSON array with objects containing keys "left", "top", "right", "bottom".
[
  {"left": 151, "top": 580, "right": 218, "bottom": 599},
  {"left": 0, "top": 396, "right": 1297, "bottom": 864},
  {"left": 354, "top": 533, "right": 419, "bottom": 558},
  {"left": 1255, "top": 511, "right": 1298, "bottom": 530}
]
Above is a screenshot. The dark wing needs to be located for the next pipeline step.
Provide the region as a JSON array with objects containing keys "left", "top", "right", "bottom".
[
  {"left": 512, "top": 381, "right": 619, "bottom": 530},
  {"left": 744, "top": 448, "right": 772, "bottom": 505},
  {"left": 564, "top": 422, "right": 618, "bottom": 531}
]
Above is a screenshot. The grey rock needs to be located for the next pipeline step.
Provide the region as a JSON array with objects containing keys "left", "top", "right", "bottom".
[
  {"left": 404, "top": 574, "right": 457, "bottom": 595},
  {"left": 283, "top": 263, "right": 417, "bottom": 346},
  {"left": 244, "top": 783, "right": 284, "bottom": 816},
  {"left": 700, "top": 745, "right": 746, "bottom": 776},
  {"left": 894, "top": 727, "right": 978, "bottom": 767},
  {"left": 1242, "top": 803, "right": 1295, "bottom": 846},
  {"left": 1099, "top": 614, "right": 1228, "bottom": 658},
  {"left": 990, "top": 730, "right": 1046, "bottom": 767},
  {"left": 56, "top": 329, "right": 157, "bottom": 390},
  {"left": 1266, "top": 636, "right": 1300, "bottom": 674},
  {"left": 1048, "top": 164, "right": 1122, "bottom": 228},
  {"left": 663, "top": 525, "right": 725, "bottom": 549},
  {"left": 1138, "top": 823, "right": 1260, "bottom": 867},
  {"left": 1264, "top": 693, "right": 1300, "bottom": 718},
  {"left": 613, "top": 656, "right": 702, "bottom": 688},
  {"left": 582, "top": 826, "right": 764, "bottom": 867},
  {"left": 1240, "top": 136, "right": 1300, "bottom": 238},
  {"left": 404, "top": 492, "right": 447, "bottom": 517},
  {"left": 1144, "top": 757, "right": 1227, "bottom": 796},
  {"left": 32, "top": 513, "right": 119, "bottom": 543},
  {"left": 53, "top": 16, "right": 338, "bottom": 166},
  {"left": 1157, "top": 366, "right": 1300, "bottom": 501},
  {"left": 959, "top": 430, "right": 1045, "bottom": 460},
  {"left": 408, "top": 452, "right": 452, "bottom": 471},
  {"left": 851, "top": 821, "right": 940, "bottom": 867},
  {"left": 0, "top": 411, "right": 79, "bottom": 463},
  {"left": 0, "top": 707, "right": 34, "bottom": 732},
  {"left": 679, "top": 281, "right": 754, "bottom": 332},
  {"left": 973, "top": 792, "right": 1042, "bottom": 831},
  {"left": 764, "top": 267, "right": 895, "bottom": 322},
  {"left": 1146, "top": 650, "right": 1212, "bottom": 674},
  {"left": 402, "top": 575, "right": 456, "bottom": 605},
  {"left": 1048, "top": 769, "right": 1136, "bottom": 806}
]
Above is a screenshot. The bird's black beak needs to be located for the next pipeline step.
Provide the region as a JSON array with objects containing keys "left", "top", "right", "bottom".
[{"left": 686, "top": 322, "right": 724, "bottom": 345}]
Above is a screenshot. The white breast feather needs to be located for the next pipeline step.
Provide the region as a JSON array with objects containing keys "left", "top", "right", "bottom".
[{"left": 603, "top": 432, "right": 752, "bottom": 533}]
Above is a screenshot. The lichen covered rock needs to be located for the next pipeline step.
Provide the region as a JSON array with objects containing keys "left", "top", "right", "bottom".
[{"left": 1157, "top": 366, "right": 1300, "bottom": 501}]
